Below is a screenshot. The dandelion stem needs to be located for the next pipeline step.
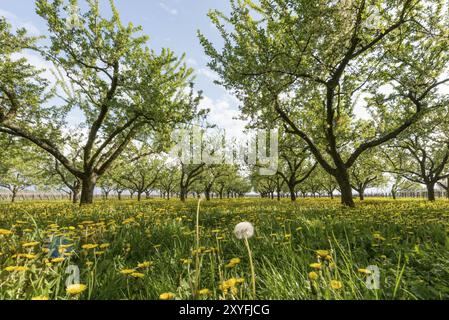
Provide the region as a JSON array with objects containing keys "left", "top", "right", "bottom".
[
  {"left": 194, "top": 198, "right": 202, "bottom": 298},
  {"left": 244, "top": 236, "right": 256, "bottom": 299}
]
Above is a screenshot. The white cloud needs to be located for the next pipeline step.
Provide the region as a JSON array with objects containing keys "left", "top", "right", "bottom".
[
  {"left": 200, "top": 94, "right": 248, "bottom": 140},
  {"left": 186, "top": 58, "right": 198, "bottom": 66},
  {"left": 196, "top": 68, "right": 219, "bottom": 82},
  {"left": 0, "top": 9, "right": 40, "bottom": 35},
  {"left": 159, "top": 2, "right": 178, "bottom": 16}
]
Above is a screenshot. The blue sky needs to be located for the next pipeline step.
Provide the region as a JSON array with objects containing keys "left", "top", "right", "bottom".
[{"left": 0, "top": 0, "right": 246, "bottom": 135}]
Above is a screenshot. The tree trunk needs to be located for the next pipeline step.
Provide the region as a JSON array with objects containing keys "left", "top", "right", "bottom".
[
  {"left": 329, "top": 191, "right": 334, "bottom": 200},
  {"left": 335, "top": 171, "right": 355, "bottom": 207},
  {"left": 359, "top": 191, "right": 365, "bottom": 201},
  {"left": 11, "top": 190, "right": 17, "bottom": 203},
  {"left": 289, "top": 184, "right": 296, "bottom": 202},
  {"left": 117, "top": 191, "right": 122, "bottom": 200},
  {"left": 392, "top": 190, "right": 397, "bottom": 200},
  {"left": 137, "top": 191, "right": 142, "bottom": 202},
  {"left": 80, "top": 174, "right": 97, "bottom": 205},
  {"left": 446, "top": 177, "right": 449, "bottom": 199},
  {"left": 180, "top": 186, "right": 187, "bottom": 202},
  {"left": 427, "top": 182, "right": 436, "bottom": 201},
  {"left": 72, "top": 188, "right": 80, "bottom": 204}
]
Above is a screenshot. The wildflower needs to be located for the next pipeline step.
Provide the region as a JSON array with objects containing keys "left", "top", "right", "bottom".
[
  {"left": 330, "top": 280, "right": 343, "bottom": 290},
  {"left": 100, "top": 243, "right": 110, "bottom": 249},
  {"left": 198, "top": 288, "right": 211, "bottom": 296},
  {"left": 225, "top": 257, "right": 241, "bottom": 268},
  {"left": 234, "top": 222, "right": 254, "bottom": 239},
  {"left": 308, "top": 272, "right": 319, "bottom": 281},
  {"left": 358, "top": 268, "right": 372, "bottom": 275},
  {"left": 138, "top": 261, "right": 153, "bottom": 268},
  {"left": 120, "top": 269, "right": 135, "bottom": 275},
  {"left": 82, "top": 244, "right": 98, "bottom": 250},
  {"left": 66, "top": 284, "right": 87, "bottom": 295},
  {"left": 159, "top": 292, "right": 175, "bottom": 300},
  {"left": 181, "top": 258, "right": 192, "bottom": 265},
  {"left": 309, "top": 263, "right": 322, "bottom": 270},
  {"left": 32, "top": 296, "right": 49, "bottom": 300},
  {"left": 0, "top": 229, "right": 12, "bottom": 236},
  {"left": 22, "top": 241, "right": 39, "bottom": 248},
  {"left": 17, "top": 253, "right": 37, "bottom": 259},
  {"left": 373, "top": 233, "right": 386, "bottom": 241},
  {"left": 219, "top": 278, "right": 238, "bottom": 291},
  {"left": 130, "top": 272, "right": 145, "bottom": 279},
  {"left": 5, "top": 266, "right": 28, "bottom": 272},
  {"left": 51, "top": 258, "right": 65, "bottom": 263},
  {"left": 316, "top": 250, "right": 330, "bottom": 258}
]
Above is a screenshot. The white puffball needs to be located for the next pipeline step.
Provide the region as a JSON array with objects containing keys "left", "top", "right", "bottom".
[{"left": 234, "top": 222, "right": 255, "bottom": 239}]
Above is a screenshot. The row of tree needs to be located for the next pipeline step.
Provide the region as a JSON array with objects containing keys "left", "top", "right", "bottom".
[{"left": 1, "top": 125, "right": 448, "bottom": 203}]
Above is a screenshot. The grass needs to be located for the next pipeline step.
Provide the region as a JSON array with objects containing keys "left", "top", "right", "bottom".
[{"left": 0, "top": 198, "right": 448, "bottom": 300}]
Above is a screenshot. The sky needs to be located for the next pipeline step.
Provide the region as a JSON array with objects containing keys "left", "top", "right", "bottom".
[{"left": 0, "top": 0, "right": 247, "bottom": 137}]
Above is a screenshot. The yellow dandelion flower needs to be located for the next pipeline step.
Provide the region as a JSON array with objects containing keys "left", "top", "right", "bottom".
[
  {"left": 308, "top": 271, "right": 319, "bottom": 281},
  {"left": 330, "top": 280, "right": 343, "bottom": 290},
  {"left": 66, "top": 284, "right": 87, "bottom": 295},
  {"left": 198, "top": 288, "right": 211, "bottom": 296},
  {"left": 373, "top": 233, "right": 386, "bottom": 241},
  {"left": 17, "top": 253, "right": 37, "bottom": 259},
  {"left": 32, "top": 296, "right": 49, "bottom": 300},
  {"left": 137, "top": 261, "right": 152, "bottom": 268},
  {"left": 120, "top": 269, "right": 135, "bottom": 275},
  {"left": 22, "top": 241, "right": 39, "bottom": 248},
  {"left": 316, "top": 250, "right": 330, "bottom": 258},
  {"left": 159, "top": 292, "right": 175, "bottom": 300},
  {"left": 0, "top": 229, "right": 13, "bottom": 236},
  {"left": 130, "top": 272, "right": 145, "bottom": 279},
  {"left": 4, "top": 266, "right": 17, "bottom": 272},
  {"left": 5, "top": 266, "right": 29, "bottom": 272},
  {"left": 358, "top": 268, "right": 372, "bottom": 275},
  {"left": 309, "top": 263, "right": 322, "bottom": 270},
  {"left": 51, "top": 258, "right": 65, "bottom": 263},
  {"left": 81, "top": 244, "right": 98, "bottom": 250}
]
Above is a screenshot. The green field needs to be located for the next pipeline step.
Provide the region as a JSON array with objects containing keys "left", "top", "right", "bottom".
[{"left": 1, "top": 198, "right": 448, "bottom": 300}]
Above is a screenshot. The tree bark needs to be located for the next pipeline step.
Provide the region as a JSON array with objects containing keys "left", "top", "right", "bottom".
[
  {"left": 180, "top": 187, "right": 187, "bottom": 202},
  {"left": 392, "top": 190, "right": 397, "bottom": 200},
  {"left": 80, "top": 174, "right": 97, "bottom": 205},
  {"left": 427, "top": 182, "right": 436, "bottom": 201},
  {"left": 289, "top": 184, "right": 296, "bottom": 202},
  {"left": 11, "top": 190, "right": 17, "bottom": 203},
  {"left": 336, "top": 171, "right": 355, "bottom": 207},
  {"left": 72, "top": 188, "right": 80, "bottom": 204}
]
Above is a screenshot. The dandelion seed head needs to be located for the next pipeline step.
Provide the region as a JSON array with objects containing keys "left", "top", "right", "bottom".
[{"left": 234, "top": 222, "right": 254, "bottom": 239}]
